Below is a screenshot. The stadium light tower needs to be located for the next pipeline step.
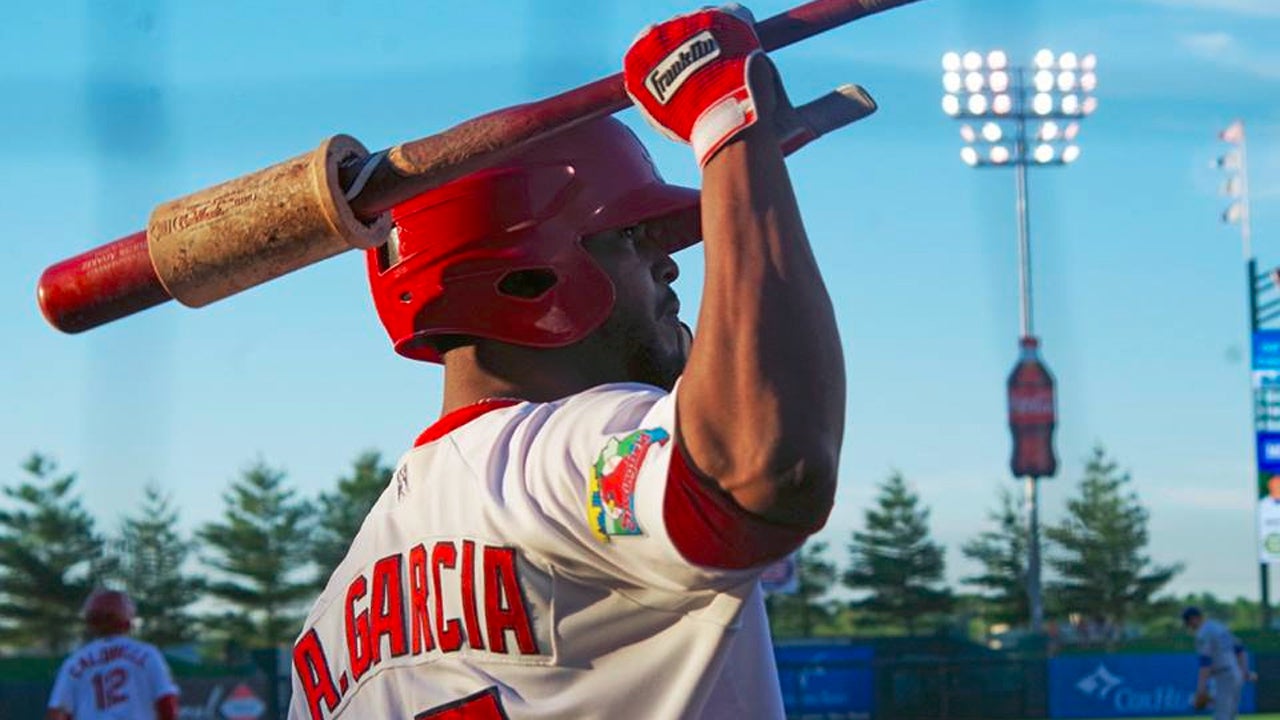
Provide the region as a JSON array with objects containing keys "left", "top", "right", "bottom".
[{"left": 940, "top": 49, "right": 1098, "bottom": 635}]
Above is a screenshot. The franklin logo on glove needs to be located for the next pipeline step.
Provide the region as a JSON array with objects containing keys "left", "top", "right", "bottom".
[
  {"left": 644, "top": 31, "right": 721, "bottom": 104},
  {"left": 623, "top": 5, "right": 765, "bottom": 166}
]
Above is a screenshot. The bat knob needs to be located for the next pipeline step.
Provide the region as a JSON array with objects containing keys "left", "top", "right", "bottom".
[{"left": 37, "top": 230, "right": 171, "bottom": 333}]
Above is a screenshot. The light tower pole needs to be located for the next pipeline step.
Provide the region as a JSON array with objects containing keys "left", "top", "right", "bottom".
[{"left": 940, "top": 48, "right": 1098, "bottom": 634}]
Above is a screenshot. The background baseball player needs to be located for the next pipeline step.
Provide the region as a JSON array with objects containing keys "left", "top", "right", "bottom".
[
  {"left": 46, "top": 589, "right": 179, "bottom": 720},
  {"left": 1184, "top": 606, "right": 1256, "bottom": 719},
  {"left": 289, "top": 5, "right": 847, "bottom": 719}
]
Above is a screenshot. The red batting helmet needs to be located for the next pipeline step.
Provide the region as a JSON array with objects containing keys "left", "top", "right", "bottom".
[
  {"left": 82, "top": 589, "right": 135, "bottom": 635},
  {"left": 367, "top": 117, "right": 701, "bottom": 363}
]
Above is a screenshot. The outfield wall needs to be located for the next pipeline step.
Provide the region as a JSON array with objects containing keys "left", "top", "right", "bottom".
[
  {"left": 1048, "top": 653, "right": 1257, "bottom": 718},
  {"left": 776, "top": 640, "right": 1271, "bottom": 720},
  {"left": 0, "top": 642, "right": 1274, "bottom": 719}
]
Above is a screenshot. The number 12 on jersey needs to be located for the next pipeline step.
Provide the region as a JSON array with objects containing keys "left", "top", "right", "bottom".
[{"left": 92, "top": 668, "right": 129, "bottom": 710}]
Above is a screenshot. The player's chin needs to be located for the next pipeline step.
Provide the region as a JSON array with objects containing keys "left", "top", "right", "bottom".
[{"left": 630, "top": 328, "right": 686, "bottom": 391}]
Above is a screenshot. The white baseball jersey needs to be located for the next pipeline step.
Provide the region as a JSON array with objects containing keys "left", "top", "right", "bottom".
[
  {"left": 47, "top": 635, "right": 179, "bottom": 720},
  {"left": 289, "top": 383, "right": 816, "bottom": 720}
]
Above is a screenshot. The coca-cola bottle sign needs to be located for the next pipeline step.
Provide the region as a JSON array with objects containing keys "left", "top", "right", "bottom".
[
  {"left": 1009, "top": 387, "right": 1054, "bottom": 424},
  {"left": 1008, "top": 336, "right": 1058, "bottom": 478}
]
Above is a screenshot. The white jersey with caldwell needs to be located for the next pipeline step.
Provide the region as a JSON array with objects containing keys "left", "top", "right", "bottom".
[
  {"left": 289, "top": 384, "right": 812, "bottom": 720},
  {"left": 47, "top": 636, "right": 179, "bottom": 720}
]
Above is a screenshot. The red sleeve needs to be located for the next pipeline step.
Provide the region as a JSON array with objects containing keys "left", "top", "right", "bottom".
[
  {"left": 663, "top": 444, "right": 823, "bottom": 569},
  {"left": 155, "top": 693, "right": 179, "bottom": 720}
]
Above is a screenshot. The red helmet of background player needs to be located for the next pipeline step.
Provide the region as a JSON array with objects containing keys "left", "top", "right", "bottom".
[
  {"left": 82, "top": 589, "right": 136, "bottom": 635},
  {"left": 367, "top": 116, "right": 701, "bottom": 363}
]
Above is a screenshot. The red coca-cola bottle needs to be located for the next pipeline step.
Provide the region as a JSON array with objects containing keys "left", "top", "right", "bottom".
[{"left": 1008, "top": 336, "right": 1058, "bottom": 478}]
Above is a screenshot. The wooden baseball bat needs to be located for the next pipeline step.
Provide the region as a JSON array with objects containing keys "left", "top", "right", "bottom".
[{"left": 37, "top": 0, "right": 922, "bottom": 333}]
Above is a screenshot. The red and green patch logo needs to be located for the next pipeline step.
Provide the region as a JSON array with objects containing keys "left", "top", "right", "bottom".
[{"left": 588, "top": 428, "right": 670, "bottom": 542}]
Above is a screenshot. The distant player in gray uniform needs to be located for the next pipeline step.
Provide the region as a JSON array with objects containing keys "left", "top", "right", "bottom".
[{"left": 1183, "top": 606, "right": 1256, "bottom": 719}]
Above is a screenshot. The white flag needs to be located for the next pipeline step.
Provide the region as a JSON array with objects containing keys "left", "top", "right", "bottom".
[
  {"left": 1221, "top": 176, "right": 1243, "bottom": 197},
  {"left": 1223, "top": 201, "right": 1244, "bottom": 224},
  {"left": 1220, "top": 119, "right": 1245, "bottom": 143},
  {"left": 1217, "top": 151, "right": 1242, "bottom": 170}
]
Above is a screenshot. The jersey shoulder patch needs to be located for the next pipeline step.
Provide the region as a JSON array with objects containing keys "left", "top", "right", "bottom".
[{"left": 587, "top": 427, "right": 670, "bottom": 542}]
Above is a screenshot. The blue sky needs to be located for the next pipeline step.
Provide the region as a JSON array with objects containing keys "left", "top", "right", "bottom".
[{"left": 1, "top": 0, "right": 1278, "bottom": 602}]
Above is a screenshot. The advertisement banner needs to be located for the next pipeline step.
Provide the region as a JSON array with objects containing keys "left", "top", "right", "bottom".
[
  {"left": 1253, "top": 330, "right": 1280, "bottom": 372},
  {"left": 1008, "top": 336, "right": 1058, "bottom": 479},
  {"left": 774, "top": 643, "right": 874, "bottom": 720},
  {"left": 1048, "top": 654, "right": 1256, "bottom": 718},
  {"left": 1254, "top": 330, "right": 1280, "bottom": 562}
]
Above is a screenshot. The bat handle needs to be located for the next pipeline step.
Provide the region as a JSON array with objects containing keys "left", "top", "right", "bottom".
[
  {"left": 757, "top": 0, "right": 915, "bottom": 52},
  {"left": 37, "top": 231, "right": 172, "bottom": 333}
]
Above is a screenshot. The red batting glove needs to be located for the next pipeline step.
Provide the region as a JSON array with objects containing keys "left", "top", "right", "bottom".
[{"left": 624, "top": 5, "right": 764, "bottom": 167}]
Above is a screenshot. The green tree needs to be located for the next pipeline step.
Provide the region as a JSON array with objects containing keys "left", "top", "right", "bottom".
[
  {"left": 1225, "top": 595, "right": 1263, "bottom": 630},
  {"left": 1142, "top": 593, "right": 1259, "bottom": 635},
  {"left": 1045, "top": 445, "right": 1182, "bottom": 639},
  {"left": 198, "top": 460, "right": 314, "bottom": 648},
  {"left": 114, "top": 484, "right": 203, "bottom": 646},
  {"left": 843, "top": 472, "right": 953, "bottom": 634},
  {"left": 0, "top": 454, "right": 110, "bottom": 653},
  {"left": 311, "top": 450, "right": 393, "bottom": 590},
  {"left": 962, "top": 486, "right": 1029, "bottom": 626},
  {"left": 766, "top": 541, "right": 839, "bottom": 638}
]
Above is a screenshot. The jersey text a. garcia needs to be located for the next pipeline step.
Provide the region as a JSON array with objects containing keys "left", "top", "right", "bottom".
[
  {"left": 289, "top": 385, "right": 815, "bottom": 720},
  {"left": 293, "top": 537, "right": 546, "bottom": 719}
]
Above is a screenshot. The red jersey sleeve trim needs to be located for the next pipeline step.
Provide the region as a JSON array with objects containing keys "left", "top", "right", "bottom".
[
  {"left": 155, "top": 694, "right": 179, "bottom": 720},
  {"left": 663, "top": 444, "right": 818, "bottom": 570},
  {"left": 414, "top": 399, "right": 522, "bottom": 447}
]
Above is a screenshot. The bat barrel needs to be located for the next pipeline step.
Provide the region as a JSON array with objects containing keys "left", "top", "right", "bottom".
[
  {"left": 37, "top": 231, "right": 172, "bottom": 333},
  {"left": 36, "top": 0, "right": 921, "bottom": 334}
]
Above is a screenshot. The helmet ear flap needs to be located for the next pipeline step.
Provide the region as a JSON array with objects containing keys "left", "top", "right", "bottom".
[{"left": 497, "top": 268, "right": 559, "bottom": 300}]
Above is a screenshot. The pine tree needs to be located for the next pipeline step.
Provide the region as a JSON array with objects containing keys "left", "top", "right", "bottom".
[
  {"left": 0, "top": 454, "right": 110, "bottom": 653},
  {"left": 843, "top": 472, "right": 953, "bottom": 634},
  {"left": 1045, "top": 445, "right": 1182, "bottom": 639},
  {"left": 311, "top": 450, "right": 393, "bottom": 590},
  {"left": 766, "top": 541, "right": 838, "bottom": 638},
  {"left": 115, "top": 484, "right": 203, "bottom": 646},
  {"left": 962, "top": 486, "right": 1030, "bottom": 626},
  {"left": 198, "top": 460, "right": 315, "bottom": 647}
]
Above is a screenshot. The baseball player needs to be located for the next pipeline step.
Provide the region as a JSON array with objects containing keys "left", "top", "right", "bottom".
[
  {"left": 1184, "top": 606, "right": 1256, "bottom": 719},
  {"left": 46, "top": 589, "right": 180, "bottom": 720},
  {"left": 290, "top": 6, "right": 845, "bottom": 719}
]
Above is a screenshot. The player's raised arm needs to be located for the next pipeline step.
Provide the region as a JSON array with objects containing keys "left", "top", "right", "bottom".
[{"left": 624, "top": 6, "right": 845, "bottom": 530}]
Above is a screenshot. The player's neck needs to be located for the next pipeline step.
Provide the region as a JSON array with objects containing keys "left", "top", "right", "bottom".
[{"left": 439, "top": 343, "right": 619, "bottom": 413}]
